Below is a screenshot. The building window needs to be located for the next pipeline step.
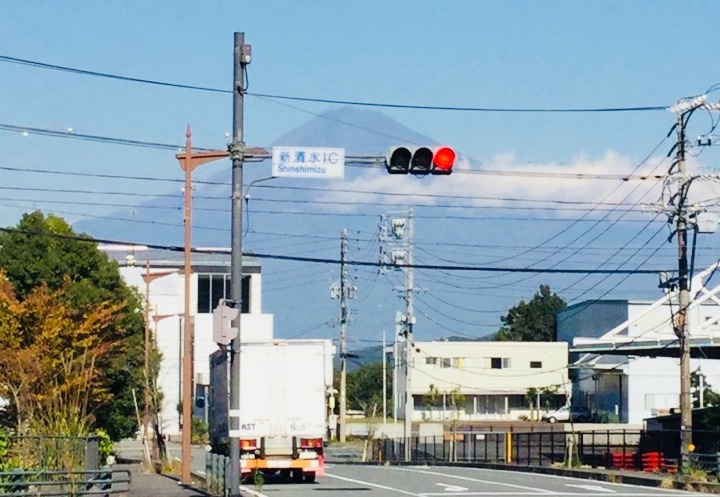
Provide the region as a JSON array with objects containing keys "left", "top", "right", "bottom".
[
  {"left": 442, "top": 358, "right": 454, "bottom": 368},
  {"left": 425, "top": 357, "right": 438, "bottom": 366},
  {"left": 530, "top": 361, "right": 542, "bottom": 369},
  {"left": 490, "top": 357, "right": 511, "bottom": 369},
  {"left": 197, "top": 274, "right": 250, "bottom": 314}
]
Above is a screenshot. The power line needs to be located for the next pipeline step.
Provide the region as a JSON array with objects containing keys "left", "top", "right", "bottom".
[
  {"left": 0, "top": 226, "right": 672, "bottom": 274},
  {"left": 0, "top": 53, "right": 670, "bottom": 113}
]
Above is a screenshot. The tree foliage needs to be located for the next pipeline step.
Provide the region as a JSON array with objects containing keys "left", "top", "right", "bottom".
[
  {"left": 494, "top": 284, "right": 566, "bottom": 342},
  {"left": 0, "top": 212, "right": 146, "bottom": 440},
  {"left": 344, "top": 361, "right": 391, "bottom": 414}
]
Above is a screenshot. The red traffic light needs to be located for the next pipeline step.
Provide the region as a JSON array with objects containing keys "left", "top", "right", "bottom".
[
  {"left": 385, "top": 146, "right": 456, "bottom": 175},
  {"left": 432, "top": 147, "right": 456, "bottom": 174}
]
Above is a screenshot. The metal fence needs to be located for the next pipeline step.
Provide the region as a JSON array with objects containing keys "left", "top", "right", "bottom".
[
  {"left": 6, "top": 436, "right": 100, "bottom": 471},
  {"left": 0, "top": 468, "right": 130, "bottom": 497},
  {"left": 374, "top": 428, "right": 720, "bottom": 474}
]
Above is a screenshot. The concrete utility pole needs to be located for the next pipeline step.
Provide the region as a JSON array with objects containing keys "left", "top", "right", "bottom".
[
  {"left": 403, "top": 207, "right": 415, "bottom": 461},
  {"left": 228, "top": 31, "right": 250, "bottom": 497},
  {"left": 338, "top": 228, "right": 349, "bottom": 442},
  {"left": 673, "top": 110, "right": 693, "bottom": 470}
]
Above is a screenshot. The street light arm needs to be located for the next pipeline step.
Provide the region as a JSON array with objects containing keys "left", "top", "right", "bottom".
[{"left": 243, "top": 176, "right": 276, "bottom": 239}]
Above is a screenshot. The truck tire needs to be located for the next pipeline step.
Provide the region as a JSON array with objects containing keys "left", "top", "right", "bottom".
[
  {"left": 304, "top": 472, "right": 316, "bottom": 483},
  {"left": 292, "top": 470, "right": 303, "bottom": 483}
]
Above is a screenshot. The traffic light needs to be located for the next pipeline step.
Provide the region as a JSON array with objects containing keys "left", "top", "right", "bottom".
[{"left": 385, "top": 146, "right": 456, "bottom": 175}]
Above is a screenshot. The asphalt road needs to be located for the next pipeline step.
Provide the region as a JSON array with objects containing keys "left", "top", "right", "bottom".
[{"left": 240, "top": 464, "right": 702, "bottom": 497}]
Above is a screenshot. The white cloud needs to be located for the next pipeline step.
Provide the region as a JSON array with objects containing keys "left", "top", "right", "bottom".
[{"left": 318, "top": 151, "right": 679, "bottom": 218}]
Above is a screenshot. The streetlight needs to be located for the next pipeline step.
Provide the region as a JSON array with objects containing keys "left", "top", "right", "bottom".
[{"left": 175, "top": 126, "right": 229, "bottom": 484}]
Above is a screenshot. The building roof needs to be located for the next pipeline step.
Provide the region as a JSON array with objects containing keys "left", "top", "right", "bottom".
[{"left": 98, "top": 244, "right": 261, "bottom": 273}]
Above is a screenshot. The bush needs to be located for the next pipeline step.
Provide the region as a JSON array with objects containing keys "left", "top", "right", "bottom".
[
  {"left": 0, "top": 426, "right": 18, "bottom": 471},
  {"left": 191, "top": 418, "right": 209, "bottom": 445},
  {"left": 95, "top": 429, "right": 113, "bottom": 466}
]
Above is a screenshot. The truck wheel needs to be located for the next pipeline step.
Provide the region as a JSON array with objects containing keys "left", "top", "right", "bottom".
[
  {"left": 292, "top": 470, "right": 303, "bottom": 483},
  {"left": 304, "top": 472, "right": 316, "bottom": 483}
]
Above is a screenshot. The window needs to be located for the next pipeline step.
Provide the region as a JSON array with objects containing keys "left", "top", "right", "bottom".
[
  {"left": 490, "top": 357, "right": 511, "bottom": 369},
  {"left": 197, "top": 274, "right": 251, "bottom": 314},
  {"left": 425, "top": 357, "right": 438, "bottom": 366},
  {"left": 442, "top": 358, "right": 454, "bottom": 368},
  {"left": 530, "top": 361, "right": 542, "bottom": 369}
]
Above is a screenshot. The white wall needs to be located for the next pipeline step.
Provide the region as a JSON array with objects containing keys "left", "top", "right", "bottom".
[
  {"left": 626, "top": 356, "right": 720, "bottom": 424},
  {"left": 118, "top": 265, "right": 274, "bottom": 436},
  {"left": 398, "top": 341, "right": 569, "bottom": 422}
]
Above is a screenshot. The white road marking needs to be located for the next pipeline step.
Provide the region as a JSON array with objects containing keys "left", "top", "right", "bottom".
[
  {"left": 436, "top": 482, "right": 470, "bottom": 492},
  {"left": 391, "top": 466, "right": 555, "bottom": 494},
  {"left": 419, "top": 494, "right": 689, "bottom": 496},
  {"left": 326, "top": 473, "right": 422, "bottom": 496},
  {"left": 566, "top": 483, "right": 615, "bottom": 493}
]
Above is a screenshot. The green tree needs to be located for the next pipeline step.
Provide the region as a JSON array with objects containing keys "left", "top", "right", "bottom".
[
  {"left": 494, "top": 284, "right": 566, "bottom": 342},
  {"left": 345, "top": 361, "right": 391, "bottom": 414},
  {"left": 0, "top": 211, "right": 146, "bottom": 440}
]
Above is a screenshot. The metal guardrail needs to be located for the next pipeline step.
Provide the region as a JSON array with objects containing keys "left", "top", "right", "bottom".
[{"left": 0, "top": 469, "right": 130, "bottom": 497}]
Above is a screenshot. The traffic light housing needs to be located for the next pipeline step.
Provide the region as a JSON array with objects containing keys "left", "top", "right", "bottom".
[{"left": 385, "top": 146, "right": 456, "bottom": 175}]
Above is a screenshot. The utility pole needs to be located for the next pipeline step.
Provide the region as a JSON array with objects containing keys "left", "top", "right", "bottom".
[
  {"left": 649, "top": 94, "right": 720, "bottom": 472},
  {"left": 382, "top": 329, "right": 387, "bottom": 437},
  {"left": 403, "top": 207, "right": 414, "bottom": 461},
  {"left": 379, "top": 208, "right": 415, "bottom": 460},
  {"left": 331, "top": 229, "right": 355, "bottom": 442},
  {"left": 228, "top": 32, "right": 250, "bottom": 497},
  {"left": 339, "top": 229, "right": 349, "bottom": 442},
  {"left": 674, "top": 109, "right": 693, "bottom": 470}
]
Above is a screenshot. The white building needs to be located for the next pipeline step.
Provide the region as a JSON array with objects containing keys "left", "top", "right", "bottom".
[
  {"left": 395, "top": 341, "right": 569, "bottom": 422},
  {"left": 101, "top": 245, "right": 273, "bottom": 436},
  {"left": 559, "top": 262, "right": 720, "bottom": 424}
]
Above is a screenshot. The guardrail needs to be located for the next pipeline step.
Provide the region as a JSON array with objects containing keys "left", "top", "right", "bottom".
[{"left": 0, "top": 469, "right": 130, "bottom": 497}]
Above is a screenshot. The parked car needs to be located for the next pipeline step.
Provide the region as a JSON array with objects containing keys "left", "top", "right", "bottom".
[{"left": 542, "top": 405, "right": 592, "bottom": 423}]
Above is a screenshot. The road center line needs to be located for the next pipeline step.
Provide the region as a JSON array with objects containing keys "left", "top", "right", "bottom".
[{"left": 326, "top": 472, "right": 423, "bottom": 496}]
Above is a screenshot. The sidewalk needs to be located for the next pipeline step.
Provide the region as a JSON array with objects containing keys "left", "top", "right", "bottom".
[{"left": 116, "top": 464, "right": 208, "bottom": 497}]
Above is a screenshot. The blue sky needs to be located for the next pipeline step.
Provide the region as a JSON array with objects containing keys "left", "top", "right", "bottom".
[{"left": 2, "top": 1, "right": 720, "bottom": 347}]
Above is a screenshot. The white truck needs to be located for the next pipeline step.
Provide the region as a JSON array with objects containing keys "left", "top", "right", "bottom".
[{"left": 209, "top": 339, "right": 334, "bottom": 483}]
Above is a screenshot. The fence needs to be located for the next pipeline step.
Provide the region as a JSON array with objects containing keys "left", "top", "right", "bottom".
[
  {"left": 6, "top": 435, "right": 100, "bottom": 471},
  {"left": 374, "top": 428, "right": 720, "bottom": 474},
  {"left": 0, "top": 468, "right": 130, "bottom": 497},
  {"left": 205, "top": 453, "right": 230, "bottom": 497}
]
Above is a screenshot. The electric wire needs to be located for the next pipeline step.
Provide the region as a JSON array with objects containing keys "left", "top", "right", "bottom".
[{"left": 0, "top": 54, "right": 670, "bottom": 113}]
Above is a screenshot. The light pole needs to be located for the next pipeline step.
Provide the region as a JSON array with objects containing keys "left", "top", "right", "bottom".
[
  {"left": 141, "top": 257, "right": 174, "bottom": 465},
  {"left": 175, "top": 126, "right": 229, "bottom": 485}
]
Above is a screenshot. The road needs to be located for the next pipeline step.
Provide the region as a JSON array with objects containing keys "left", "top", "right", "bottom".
[{"left": 240, "top": 465, "right": 701, "bottom": 496}]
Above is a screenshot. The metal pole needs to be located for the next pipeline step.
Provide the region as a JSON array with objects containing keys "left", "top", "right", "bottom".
[
  {"left": 393, "top": 330, "right": 398, "bottom": 428},
  {"left": 339, "top": 229, "right": 348, "bottom": 442},
  {"left": 383, "top": 329, "right": 387, "bottom": 437},
  {"left": 229, "top": 31, "right": 249, "bottom": 497},
  {"left": 675, "top": 111, "right": 693, "bottom": 471},
  {"left": 181, "top": 126, "right": 193, "bottom": 485},
  {"left": 404, "top": 207, "right": 414, "bottom": 461}
]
